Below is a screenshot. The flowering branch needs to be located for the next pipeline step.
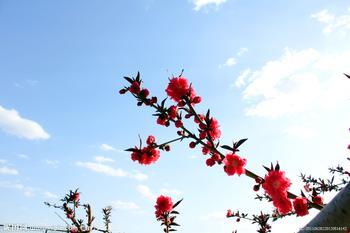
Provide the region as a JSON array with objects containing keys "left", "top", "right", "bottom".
[
  {"left": 45, "top": 189, "right": 112, "bottom": 233},
  {"left": 120, "top": 72, "right": 323, "bottom": 211},
  {"left": 155, "top": 195, "right": 183, "bottom": 233}
]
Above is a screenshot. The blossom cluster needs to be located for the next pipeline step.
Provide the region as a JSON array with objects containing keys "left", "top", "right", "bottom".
[
  {"left": 256, "top": 164, "right": 310, "bottom": 216},
  {"left": 154, "top": 195, "right": 182, "bottom": 233},
  {"left": 119, "top": 72, "right": 333, "bottom": 232},
  {"left": 120, "top": 73, "right": 247, "bottom": 176},
  {"left": 126, "top": 135, "right": 161, "bottom": 165}
]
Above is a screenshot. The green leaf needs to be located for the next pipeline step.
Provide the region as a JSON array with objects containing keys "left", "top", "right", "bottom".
[
  {"left": 123, "top": 76, "right": 133, "bottom": 83},
  {"left": 221, "top": 145, "right": 234, "bottom": 151},
  {"left": 205, "top": 109, "right": 210, "bottom": 120},
  {"left": 125, "top": 148, "right": 137, "bottom": 152},
  {"left": 172, "top": 198, "right": 183, "bottom": 209},
  {"left": 135, "top": 71, "right": 140, "bottom": 82},
  {"left": 234, "top": 138, "right": 248, "bottom": 149},
  {"left": 263, "top": 165, "right": 271, "bottom": 172}
]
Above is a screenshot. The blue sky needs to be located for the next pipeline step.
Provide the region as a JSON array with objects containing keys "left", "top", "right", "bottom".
[{"left": 0, "top": 0, "right": 350, "bottom": 232}]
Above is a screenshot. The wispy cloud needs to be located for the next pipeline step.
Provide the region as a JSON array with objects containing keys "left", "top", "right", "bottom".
[
  {"left": 100, "top": 144, "right": 116, "bottom": 152},
  {"left": 311, "top": 8, "right": 350, "bottom": 34},
  {"left": 237, "top": 47, "right": 248, "bottom": 56},
  {"left": 94, "top": 156, "right": 115, "bottom": 163},
  {"left": 18, "top": 154, "right": 30, "bottom": 160},
  {"left": 221, "top": 57, "right": 236, "bottom": 67},
  {"left": 0, "top": 181, "right": 35, "bottom": 197},
  {"left": 0, "top": 166, "right": 19, "bottom": 175},
  {"left": 236, "top": 48, "right": 350, "bottom": 118},
  {"left": 0, "top": 105, "right": 50, "bottom": 140},
  {"left": 193, "top": 0, "right": 227, "bottom": 11},
  {"left": 44, "top": 159, "right": 60, "bottom": 167},
  {"left": 43, "top": 191, "right": 59, "bottom": 199},
  {"left": 13, "top": 80, "right": 39, "bottom": 88},
  {"left": 130, "top": 171, "right": 148, "bottom": 181},
  {"left": 159, "top": 188, "right": 182, "bottom": 196},
  {"left": 0, "top": 159, "right": 7, "bottom": 164},
  {"left": 111, "top": 200, "right": 140, "bottom": 210},
  {"left": 234, "top": 69, "right": 252, "bottom": 88},
  {"left": 0, "top": 160, "right": 19, "bottom": 175},
  {"left": 76, "top": 160, "right": 148, "bottom": 181},
  {"left": 76, "top": 161, "right": 127, "bottom": 177},
  {"left": 136, "top": 185, "right": 155, "bottom": 200},
  {"left": 220, "top": 48, "right": 248, "bottom": 69},
  {"left": 136, "top": 185, "right": 182, "bottom": 201}
]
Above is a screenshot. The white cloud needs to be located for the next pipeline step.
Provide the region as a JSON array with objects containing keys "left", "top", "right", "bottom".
[
  {"left": 130, "top": 171, "right": 148, "bottom": 181},
  {"left": 100, "top": 144, "right": 116, "bottom": 152},
  {"left": 136, "top": 185, "right": 155, "bottom": 200},
  {"left": 76, "top": 160, "right": 148, "bottom": 181},
  {"left": 223, "top": 57, "right": 236, "bottom": 67},
  {"left": 159, "top": 188, "right": 182, "bottom": 196},
  {"left": 111, "top": 200, "right": 140, "bottom": 210},
  {"left": 236, "top": 48, "right": 350, "bottom": 118},
  {"left": 136, "top": 185, "right": 181, "bottom": 201},
  {"left": 43, "top": 191, "right": 59, "bottom": 199},
  {"left": 0, "top": 159, "right": 7, "bottom": 164},
  {"left": 0, "top": 105, "right": 50, "bottom": 140},
  {"left": 311, "top": 8, "right": 350, "bottom": 34},
  {"left": 237, "top": 47, "right": 248, "bottom": 56},
  {"left": 0, "top": 166, "right": 19, "bottom": 175},
  {"left": 0, "top": 181, "right": 35, "bottom": 197},
  {"left": 76, "top": 161, "right": 128, "bottom": 177},
  {"left": 193, "top": 0, "right": 227, "bottom": 11},
  {"left": 234, "top": 69, "right": 252, "bottom": 88},
  {"left": 13, "top": 80, "right": 39, "bottom": 88},
  {"left": 44, "top": 159, "right": 59, "bottom": 167},
  {"left": 18, "top": 154, "right": 30, "bottom": 160},
  {"left": 94, "top": 156, "right": 115, "bottom": 163}
]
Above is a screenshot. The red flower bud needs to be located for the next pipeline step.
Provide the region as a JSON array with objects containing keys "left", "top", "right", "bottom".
[
  {"left": 168, "top": 106, "right": 178, "bottom": 119},
  {"left": 193, "top": 96, "right": 202, "bottom": 104},
  {"left": 293, "top": 197, "right": 309, "bottom": 217},
  {"left": 119, "top": 89, "right": 127, "bottom": 94},
  {"left": 255, "top": 177, "right": 263, "bottom": 184},
  {"left": 139, "top": 88, "right": 150, "bottom": 98},
  {"left": 150, "top": 96, "right": 157, "bottom": 104},
  {"left": 194, "top": 114, "right": 205, "bottom": 124},
  {"left": 178, "top": 100, "right": 186, "bottom": 107},
  {"left": 199, "top": 131, "right": 207, "bottom": 139},
  {"left": 157, "top": 117, "right": 167, "bottom": 126},
  {"left": 130, "top": 81, "right": 140, "bottom": 94},
  {"left": 253, "top": 184, "right": 260, "bottom": 191},
  {"left": 146, "top": 135, "right": 156, "bottom": 145},
  {"left": 189, "top": 142, "right": 196, "bottom": 148},
  {"left": 72, "top": 192, "right": 80, "bottom": 202},
  {"left": 175, "top": 120, "right": 183, "bottom": 128},
  {"left": 312, "top": 195, "right": 323, "bottom": 205},
  {"left": 206, "top": 158, "right": 215, "bottom": 167},
  {"left": 199, "top": 123, "right": 206, "bottom": 130},
  {"left": 226, "top": 209, "right": 233, "bottom": 218},
  {"left": 164, "top": 145, "right": 170, "bottom": 151}
]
